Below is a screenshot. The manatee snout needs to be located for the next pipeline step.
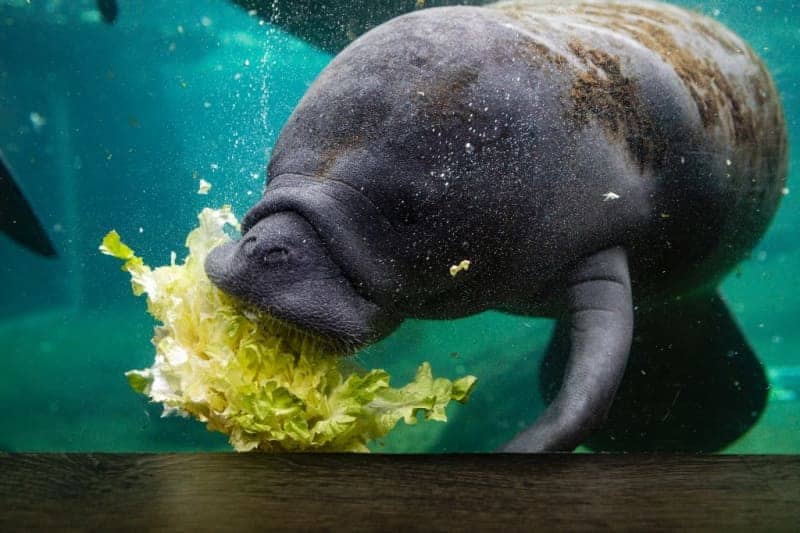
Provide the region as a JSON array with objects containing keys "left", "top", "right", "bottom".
[{"left": 204, "top": 210, "right": 400, "bottom": 350}]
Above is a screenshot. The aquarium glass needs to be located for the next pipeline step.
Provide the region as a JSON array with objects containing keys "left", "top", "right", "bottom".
[{"left": 0, "top": 0, "right": 797, "bottom": 453}]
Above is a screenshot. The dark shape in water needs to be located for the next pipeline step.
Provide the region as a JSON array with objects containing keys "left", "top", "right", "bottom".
[
  {"left": 230, "top": 0, "right": 492, "bottom": 53},
  {"left": 97, "top": 0, "right": 118, "bottom": 25},
  {"left": 0, "top": 150, "right": 57, "bottom": 257},
  {"left": 541, "top": 293, "right": 768, "bottom": 452}
]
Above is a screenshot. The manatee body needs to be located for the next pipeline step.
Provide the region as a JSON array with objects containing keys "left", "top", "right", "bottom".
[{"left": 206, "top": 0, "right": 788, "bottom": 452}]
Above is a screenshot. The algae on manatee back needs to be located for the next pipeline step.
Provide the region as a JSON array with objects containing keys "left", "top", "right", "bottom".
[{"left": 100, "top": 207, "right": 476, "bottom": 452}]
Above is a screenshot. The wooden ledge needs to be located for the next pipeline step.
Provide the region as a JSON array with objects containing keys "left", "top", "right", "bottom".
[{"left": 1, "top": 454, "right": 798, "bottom": 531}]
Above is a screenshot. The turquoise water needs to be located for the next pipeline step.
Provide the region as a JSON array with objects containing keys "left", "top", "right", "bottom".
[{"left": 0, "top": 0, "right": 797, "bottom": 453}]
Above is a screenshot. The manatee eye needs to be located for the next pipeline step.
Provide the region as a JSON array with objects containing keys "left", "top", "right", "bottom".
[{"left": 263, "top": 246, "right": 290, "bottom": 265}]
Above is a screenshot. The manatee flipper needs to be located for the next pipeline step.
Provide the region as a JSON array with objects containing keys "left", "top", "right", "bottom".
[
  {"left": 540, "top": 291, "right": 768, "bottom": 452},
  {"left": 0, "top": 150, "right": 57, "bottom": 257},
  {"left": 502, "top": 247, "right": 633, "bottom": 452}
]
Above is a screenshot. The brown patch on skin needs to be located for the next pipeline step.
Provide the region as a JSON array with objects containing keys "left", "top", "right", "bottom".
[
  {"left": 691, "top": 21, "right": 742, "bottom": 55},
  {"left": 518, "top": 39, "right": 568, "bottom": 69},
  {"left": 314, "top": 131, "right": 364, "bottom": 179},
  {"left": 589, "top": 17, "right": 763, "bottom": 158},
  {"left": 413, "top": 67, "right": 480, "bottom": 122},
  {"left": 494, "top": 0, "right": 786, "bottom": 180},
  {"left": 499, "top": 4, "right": 527, "bottom": 21},
  {"left": 569, "top": 3, "right": 763, "bottom": 147},
  {"left": 567, "top": 39, "right": 662, "bottom": 169},
  {"left": 607, "top": 20, "right": 719, "bottom": 127},
  {"left": 642, "top": 22, "right": 772, "bottom": 175}
]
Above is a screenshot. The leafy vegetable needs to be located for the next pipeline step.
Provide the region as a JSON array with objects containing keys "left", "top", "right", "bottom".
[{"left": 101, "top": 207, "right": 477, "bottom": 452}]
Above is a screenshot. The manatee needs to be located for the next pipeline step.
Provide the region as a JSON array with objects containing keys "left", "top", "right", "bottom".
[{"left": 206, "top": 0, "right": 788, "bottom": 452}]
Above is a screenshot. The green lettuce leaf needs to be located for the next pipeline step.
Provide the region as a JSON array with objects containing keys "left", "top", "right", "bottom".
[{"left": 101, "top": 206, "right": 477, "bottom": 452}]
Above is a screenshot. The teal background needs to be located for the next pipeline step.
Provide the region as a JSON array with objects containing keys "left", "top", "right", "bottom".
[{"left": 0, "top": 0, "right": 797, "bottom": 452}]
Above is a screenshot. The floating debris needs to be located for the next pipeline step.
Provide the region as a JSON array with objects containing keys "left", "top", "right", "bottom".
[
  {"left": 197, "top": 179, "right": 212, "bottom": 195},
  {"left": 603, "top": 192, "right": 620, "bottom": 202},
  {"left": 450, "top": 259, "right": 471, "bottom": 277},
  {"left": 29, "top": 112, "right": 46, "bottom": 131}
]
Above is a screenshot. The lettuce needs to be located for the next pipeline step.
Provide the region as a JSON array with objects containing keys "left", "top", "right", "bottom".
[{"left": 100, "top": 207, "right": 477, "bottom": 452}]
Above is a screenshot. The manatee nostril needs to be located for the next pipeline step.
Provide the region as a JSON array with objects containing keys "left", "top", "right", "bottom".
[
  {"left": 241, "top": 235, "right": 258, "bottom": 258},
  {"left": 263, "top": 246, "right": 290, "bottom": 265}
]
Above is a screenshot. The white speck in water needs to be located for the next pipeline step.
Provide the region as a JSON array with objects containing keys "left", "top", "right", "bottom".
[
  {"left": 244, "top": 58, "right": 251, "bottom": 67},
  {"left": 250, "top": 172, "right": 260, "bottom": 180},
  {"left": 755, "top": 5, "right": 763, "bottom": 12},
  {"left": 726, "top": 159, "right": 732, "bottom": 166},
  {"left": 465, "top": 142, "right": 474, "bottom": 154},
  {"left": 210, "top": 163, "right": 219, "bottom": 171},
  {"left": 197, "top": 179, "right": 212, "bottom": 195},
  {"left": 29, "top": 111, "right": 46, "bottom": 131},
  {"left": 680, "top": 156, "right": 686, "bottom": 164},
  {"left": 713, "top": 8, "right": 721, "bottom": 16},
  {"left": 772, "top": 335, "right": 784, "bottom": 345},
  {"left": 782, "top": 187, "right": 790, "bottom": 196},
  {"left": 203, "top": 101, "right": 212, "bottom": 109},
  {"left": 603, "top": 192, "right": 620, "bottom": 202},
  {"left": 139, "top": 227, "right": 144, "bottom": 234},
  {"left": 177, "top": 25, "right": 184, "bottom": 34},
  {"left": 53, "top": 223, "right": 63, "bottom": 233},
  {"left": 233, "top": 72, "right": 242, "bottom": 81},
  {"left": 201, "top": 16, "right": 212, "bottom": 27},
  {"left": 757, "top": 250, "right": 768, "bottom": 262}
]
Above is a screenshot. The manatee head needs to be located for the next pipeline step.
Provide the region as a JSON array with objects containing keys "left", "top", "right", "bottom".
[
  {"left": 204, "top": 205, "right": 402, "bottom": 352},
  {"left": 205, "top": 7, "right": 519, "bottom": 348}
]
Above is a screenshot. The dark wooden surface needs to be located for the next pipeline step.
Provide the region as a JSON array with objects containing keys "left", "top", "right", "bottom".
[{"left": 1, "top": 454, "right": 799, "bottom": 531}]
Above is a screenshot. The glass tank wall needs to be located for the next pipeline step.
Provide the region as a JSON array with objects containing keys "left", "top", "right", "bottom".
[{"left": 0, "top": 0, "right": 797, "bottom": 452}]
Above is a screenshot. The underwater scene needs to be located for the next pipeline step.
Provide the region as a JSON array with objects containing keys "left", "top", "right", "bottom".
[{"left": 0, "top": 0, "right": 797, "bottom": 453}]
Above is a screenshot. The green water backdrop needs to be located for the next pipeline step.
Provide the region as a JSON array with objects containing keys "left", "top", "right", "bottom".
[{"left": 0, "top": 0, "right": 797, "bottom": 452}]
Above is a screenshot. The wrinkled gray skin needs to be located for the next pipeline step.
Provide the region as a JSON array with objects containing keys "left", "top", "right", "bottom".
[{"left": 206, "top": 0, "right": 787, "bottom": 452}]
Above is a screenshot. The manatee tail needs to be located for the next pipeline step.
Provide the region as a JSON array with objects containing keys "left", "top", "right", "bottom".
[
  {"left": 0, "top": 150, "right": 57, "bottom": 257},
  {"left": 540, "top": 290, "right": 767, "bottom": 452}
]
